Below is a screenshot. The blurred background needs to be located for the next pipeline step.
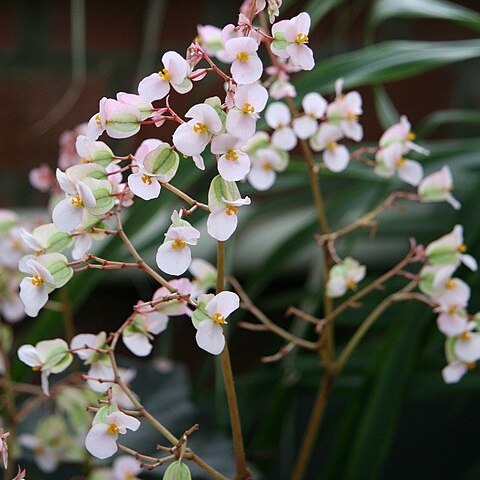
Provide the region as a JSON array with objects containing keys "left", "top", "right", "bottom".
[{"left": 2, "top": 0, "right": 480, "bottom": 478}]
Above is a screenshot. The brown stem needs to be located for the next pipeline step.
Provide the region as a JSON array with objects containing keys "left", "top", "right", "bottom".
[{"left": 217, "top": 243, "right": 251, "bottom": 480}]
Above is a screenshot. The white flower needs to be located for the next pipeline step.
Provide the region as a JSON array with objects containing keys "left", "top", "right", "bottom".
[
  {"left": 454, "top": 330, "right": 480, "bottom": 364},
  {"left": 327, "top": 80, "right": 363, "bottom": 141},
  {"left": 226, "top": 83, "right": 268, "bottom": 139},
  {"left": 207, "top": 176, "right": 251, "bottom": 241},
  {"left": 265, "top": 102, "right": 297, "bottom": 151},
  {"left": 70, "top": 331, "right": 114, "bottom": 392},
  {"left": 224, "top": 37, "right": 263, "bottom": 84},
  {"left": 85, "top": 410, "right": 140, "bottom": 459},
  {"left": 326, "top": 257, "right": 366, "bottom": 298},
  {"left": 173, "top": 103, "right": 222, "bottom": 156},
  {"left": 433, "top": 278, "right": 470, "bottom": 337},
  {"left": 442, "top": 360, "right": 469, "bottom": 384},
  {"left": 19, "top": 254, "right": 72, "bottom": 318},
  {"left": 18, "top": 339, "right": 73, "bottom": 395},
  {"left": 192, "top": 291, "right": 239, "bottom": 354},
  {"left": 112, "top": 456, "right": 142, "bottom": 480},
  {"left": 189, "top": 259, "right": 217, "bottom": 298},
  {"left": 156, "top": 211, "right": 200, "bottom": 276},
  {"left": 248, "top": 148, "right": 284, "bottom": 191},
  {"left": 211, "top": 134, "right": 251, "bottom": 181},
  {"left": 271, "top": 12, "right": 314, "bottom": 70},
  {"left": 292, "top": 92, "right": 327, "bottom": 139},
  {"left": 138, "top": 51, "right": 192, "bottom": 102},
  {"left": 127, "top": 143, "right": 179, "bottom": 201},
  {"left": 379, "top": 115, "right": 428, "bottom": 155},
  {"left": 310, "top": 123, "right": 349, "bottom": 172},
  {"left": 418, "top": 165, "right": 460, "bottom": 210},
  {"left": 375, "top": 143, "right": 423, "bottom": 186},
  {"left": 426, "top": 225, "right": 477, "bottom": 272}
]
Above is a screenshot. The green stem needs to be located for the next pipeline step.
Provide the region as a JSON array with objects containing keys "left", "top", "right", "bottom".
[{"left": 217, "top": 242, "right": 251, "bottom": 480}]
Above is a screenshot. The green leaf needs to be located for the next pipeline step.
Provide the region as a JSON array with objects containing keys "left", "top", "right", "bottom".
[
  {"left": 163, "top": 461, "right": 192, "bottom": 480},
  {"left": 416, "top": 109, "right": 480, "bottom": 138},
  {"left": 296, "top": 39, "right": 480, "bottom": 94},
  {"left": 372, "top": 85, "right": 399, "bottom": 129},
  {"left": 306, "top": 0, "right": 344, "bottom": 27},
  {"left": 369, "top": 0, "right": 480, "bottom": 33}
]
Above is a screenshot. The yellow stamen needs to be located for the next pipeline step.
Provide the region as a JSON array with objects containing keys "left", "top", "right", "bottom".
[
  {"left": 461, "top": 331, "right": 472, "bottom": 341},
  {"left": 34, "top": 250, "right": 42, "bottom": 256},
  {"left": 10, "top": 238, "right": 21, "bottom": 250},
  {"left": 213, "top": 312, "right": 225, "bottom": 324},
  {"left": 107, "top": 423, "right": 120, "bottom": 436},
  {"left": 225, "top": 205, "right": 238, "bottom": 216},
  {"left": 346, "top": 112, "right": 358, "bottom": 121},
  {"left": 326, "top": 141, "right": 337, "bottom": 151},
  {"left": 226, "top": 150, "right": 238, "bottom": 161},
  {"left": 457, "top": 244, "right": 467, "bottom": 253},
  {"left": 172, "top": 239, "right": 187, "bottom": 250},
  {"left": 158, "top": 68, "right": 171, "bottom": 82},
  {"left": 235, "top": 52, "right": 249, "bottom": 63},
  {"left": 446, "top": 279, "right": 457, "bottom": 290},
  {"left": 346, "top": 278, "right": 357, "bottom": 290},
  {"left": 193, "top": 122, "right": 207, "bottom": 135},
  {"left": 262, "top": 162, "right": 272, "bottom": 171},
  {"left": 448, "top": 306, "right": 458, "bottom": 315},
  {"left": 242, "top": 102, "right": 255, "bottom": 114},
  {"left": 31, "top": 274, "right": 43, "bottom": 287},
  {"left": 407, "top": 132, "right": 416, "bottom": 141},
  {"left": 296, "top": 33, "right": 308, "bottom": 44},
  {"left": 71, "top": 194, "right": 83, "bottom": 208},
  {"left": 32, "top": 365, "right": 41, "bottom": 372},
  {"left": 141, "top": 173, "right": 153, "bottom": 185},
  {"left": 396, "top": 157, "right": 407, "bottom": 168},
  {"left": 467, "top": 361, "right": 476, "bottom": 370},
  {"left": 95, "top": 114, "right": 101, "bottom": 126}
]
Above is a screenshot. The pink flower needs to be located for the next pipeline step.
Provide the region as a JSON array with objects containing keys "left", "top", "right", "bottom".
[
  {"left": 29, "top": 164, "right": 55, "bottom": 192},
  {"left": 224, "top": 37, "right": 263, "bottom": 84}
]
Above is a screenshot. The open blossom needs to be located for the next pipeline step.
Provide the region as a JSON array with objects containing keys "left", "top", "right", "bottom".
[
  {"left": 433, "top": 277, "right": 470, "bottom": 337},
  {"left": 327, "top": 257, "right": 366, "bottom": 298},
  {"left": 327, "top": 80, "right": 363, "bottom": 141},
  {"left": 310, "top": 123, "right": 350, "bottom": 172},
  {"left": 292, "top": 92, "right": 327, "bottom": 139},
  {"left": 207, "top": 176, "right": 251, "bottom": 241},
  {"left": 87, "top": 97, "right": 141, "bottom": 140},
  {"left": 18, "top": 415, "right": 79, "bottom": 473},
  {"left": 53, "top": 164, "right": 114, "bottom": 232},
  {"left": 128, "top": 143, "right": 179, "bottom": 200},
  {"left": 196, "top": 25, "right": 229, "bottom": 62},
  {"left": 425, "top": 225, "right": 477, "bottom": 272},
  {"left": 0, "top": 226, "right": 30, "bottom": 269},
  {"left": 138, "top": 51, "right": 192, "bottom": 102},
  {"left": 19, "top": 253, "right": 73, "bottom": 318},
  {"left": 453, "top": 329, "right": 480, "bottom": 364},
  {"left": 226, "top": 83, "right": 268, "bottom": 139},
  {"left": 112, "top": 456, "right": 142, "bottom": 480},
  {"left": 248, "top": 147, "right": 284, "bottom": 191},
  {"left": 86, "top": 408, "right": 140, "bottom": 459},
  {"left": 173, "top": 103, "right": 222, "bottom": 156},
  {"left": 375, "top": 143, "right": 423, "bottom": 186},
  {"left": 418, "top": 165, "right": 460, "bottom": 210},
  {"left": 271, "top": 12, "right": 314, "bottom": 70},
  {"left": 71, "top": 331, "right": 114, "bottom": 392},
  {"left": 29, "top": 163, "right": 55, "bottom": 192},
  {"left": 156, "top": 211, "right": 200, "bottom": 276},
  {"left": 224, "top": 37, "right": 263, "bottom": 84},
  {"left": 211, "top": 134, "right": 251, "bottom": 181},
  {"left": 124, "top": 278, "right": 191, "bottom": 356},
  {"left": 379, "top": 115, "right": 428, "bottom": 155},
  {"left": 18, "top": 339, "right": 73, "bottom": 395},
  {"left": 75, "top": 135, "right": 114, "bottom": 167},
  {"left": 192, "top": 291, "right": 239, "bottom": 354},
  {"left": 189, "top": 259, "right": 217, "bottom": 298},
  {"left": 265, "top": 102, "right": 297, "bottom": 151}
]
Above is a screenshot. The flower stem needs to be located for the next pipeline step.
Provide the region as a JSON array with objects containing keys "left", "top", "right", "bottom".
[{"left": 216, "top": 242, "right": 252, "bottom": 480}]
